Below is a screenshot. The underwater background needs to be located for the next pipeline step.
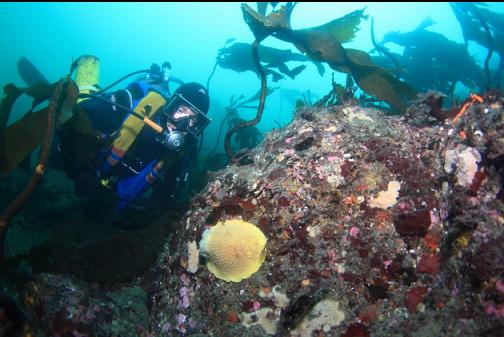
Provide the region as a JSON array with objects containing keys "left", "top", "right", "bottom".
[
  {"left": 1, "top": 2, "right": 504, "bottom": 337},
  {"left": 1, "top": 2, "right": 503, "bottom": 150}
]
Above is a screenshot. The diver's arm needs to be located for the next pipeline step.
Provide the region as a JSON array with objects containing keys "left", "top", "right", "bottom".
[
  {"left": 115, "top": 160, "right": 163, "bottom": 209},
  {"left": 167, "top": 141, "right": 200, "bottom": 200},
  {"left": 173, "top": 150, "right": 195, "bottom": 192}
]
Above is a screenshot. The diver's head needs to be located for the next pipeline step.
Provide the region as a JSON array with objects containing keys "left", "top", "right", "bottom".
[
  {"left": 174, "top": 82, "right": 210, "bottom": 115},
  {"left": 162, "top": 82, "right": 210, "bottom": 135},
  {"left": 159, "top": 82, "right": 211, "bottom": 151}
]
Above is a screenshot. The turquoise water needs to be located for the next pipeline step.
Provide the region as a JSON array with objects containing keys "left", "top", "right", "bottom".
[{"left": 1, "top": 2, "right": 504, "bottom": 149}]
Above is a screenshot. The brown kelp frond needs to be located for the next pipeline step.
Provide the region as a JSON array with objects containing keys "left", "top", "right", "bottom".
[
  {"left": 279, "top": 29, "right": 348, "bottom": 64},
  {"left": 0, "top": 82, "right": 57, "bottom": 133},
  {"left": 0, "top": 84, "right": 23, "bottom": 132},
  {"left": 310, "top": 7, "right": 368, "bottom": 44},
  {"left": 241, "top": 3, "right": 294, "bottom": 42},
  {"left": 237, "top": 86, "right": 279, "bottom": 107},
  {"left": 224, "top": 40, "right": 268, "bottom": 161},
  {"left": 345, "top": 48, "right": 374, "bottom": 66},
  {"left": 0, "top": 109, "right": 48, "bottom": 178},
  {"left": 0, "top": 80, "right": 79, "bottom": 179},
  {"left": 0, "top": 78, "right": 75, "bottom": 259},
  {"left": 56, "top": 80, "right": 79, "bottom": 124},
  {"left": 270, "top": 24, "right": 416, "bottom": 113},
  {"left": 241, "top": 3, "right": 416, "bottom": 113},
  {"left": 351, "top": 63, "right": 417, "bottom": 113},
  {"left": 332, "top": 48, "right": 375, "bottom": 74}
]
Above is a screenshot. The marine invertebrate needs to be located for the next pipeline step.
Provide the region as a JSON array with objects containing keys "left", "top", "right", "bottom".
[
  {"left": 186, "top": 241, "right": 199, "bottom": 274},
  {"left": 199, "top": 219, "right": 267, "bottom": 282},
  {"left": 290, "top": 299, "right": 345, "bottom": 337},
  {"left": 444, "top": 145, "right": 482, "bottom": 188},
  {"left": 369, "top": 180, "right": 401, "bottom": 209}
]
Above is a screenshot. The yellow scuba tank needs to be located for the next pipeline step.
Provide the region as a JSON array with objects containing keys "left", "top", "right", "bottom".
[{"left": 74, "top": 55, "right": 100, "bottom": 103}]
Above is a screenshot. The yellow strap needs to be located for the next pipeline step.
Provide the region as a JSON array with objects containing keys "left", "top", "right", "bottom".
[{"left": 112, "top": 91, "right": 166, "bottom": 153}]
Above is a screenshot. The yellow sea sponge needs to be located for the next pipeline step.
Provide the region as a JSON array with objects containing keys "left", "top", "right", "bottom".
[{"left": 199, "top": 219, "right": 267, "bottom": 282}]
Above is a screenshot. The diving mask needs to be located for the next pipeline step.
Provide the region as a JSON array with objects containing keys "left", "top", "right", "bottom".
[{"left": 162, "top": 93, "right": 211, "bottom": 137}]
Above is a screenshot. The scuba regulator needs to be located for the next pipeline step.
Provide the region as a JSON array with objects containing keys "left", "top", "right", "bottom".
[{"left": 158, "top": 130, "right": 185, "bottom": 152}]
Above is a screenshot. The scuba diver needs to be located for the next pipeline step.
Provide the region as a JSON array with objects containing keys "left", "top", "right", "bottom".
[
  {"left": 226, "top": 107, "right": 262, "bottom": 152},
  {"left": 54, "top": 55, "right": 211, "bottom": 210}
]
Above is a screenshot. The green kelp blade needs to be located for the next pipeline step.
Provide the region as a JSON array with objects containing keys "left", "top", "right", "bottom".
[{"left": 310, "top": 8, "right": 369, "bottom": 44}]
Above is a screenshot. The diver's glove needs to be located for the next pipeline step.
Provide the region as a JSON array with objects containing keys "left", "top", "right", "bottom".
[{"left": 116, "top": 160, "right": 159, "bottom": 209}]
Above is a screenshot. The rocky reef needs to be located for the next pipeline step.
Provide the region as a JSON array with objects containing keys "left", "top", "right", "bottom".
[
  {"left": 147, "top": 94, "right": 504, "bottom": 337},
  {"left": 4, "top": 93, "right": 503, "bottom": 337}
]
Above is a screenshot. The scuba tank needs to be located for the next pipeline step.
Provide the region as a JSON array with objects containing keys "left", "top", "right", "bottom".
[
  {"left": 73, "top": 56, "right": 187, "bottom": 137},
  {"left": 74, "top": 55, "right": 101, "bottom": 103},
  {"left": 71, "top": 55, "right": 183, "bottom": 99}
]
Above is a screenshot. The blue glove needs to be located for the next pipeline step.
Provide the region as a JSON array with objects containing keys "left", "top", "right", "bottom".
[{"left": 116, "top": 160, "right": 158, "bottom": 209}]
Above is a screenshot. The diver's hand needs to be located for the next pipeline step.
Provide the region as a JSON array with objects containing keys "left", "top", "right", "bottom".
[{"left": 99, "top": 175, "right": 119, "bottom": 189}]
